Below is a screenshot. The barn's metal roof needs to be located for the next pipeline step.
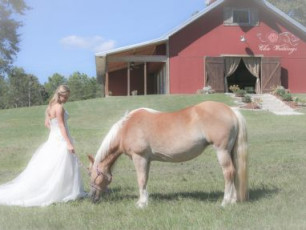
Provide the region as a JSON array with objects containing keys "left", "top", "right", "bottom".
[{"left": 95, "top": 37, "right": 167, "bottom": 57}]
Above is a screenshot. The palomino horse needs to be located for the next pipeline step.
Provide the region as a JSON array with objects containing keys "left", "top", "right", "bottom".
[{"left": 88, "top": 101, "right": 248, "bottom": 208}]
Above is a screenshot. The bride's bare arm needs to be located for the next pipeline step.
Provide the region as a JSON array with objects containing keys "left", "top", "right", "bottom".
[
  {"left": 44, "top": 107, "right": 50, "bottom": 129},
  {"left": 55, "top": 105, "right": 75, "bottom": 154}
]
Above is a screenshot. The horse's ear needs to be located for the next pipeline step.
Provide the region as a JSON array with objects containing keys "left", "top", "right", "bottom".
[{"left": 87, "top": 154, "right": 94, "bottom": 164}]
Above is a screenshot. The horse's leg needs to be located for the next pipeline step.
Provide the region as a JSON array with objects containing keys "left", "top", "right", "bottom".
[
  {"left": 132, "top": 153, "right": 151, "bottom": 208},
  {"left": 216, "top": 148, "right": 237, "bottom": 206}
]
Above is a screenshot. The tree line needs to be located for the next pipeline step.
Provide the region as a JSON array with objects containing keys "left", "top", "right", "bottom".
[{"left": 0, "top": 67, "right": 102, "bottom": 109}]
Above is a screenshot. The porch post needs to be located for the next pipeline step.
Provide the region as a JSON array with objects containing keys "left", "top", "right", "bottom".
[
  {"left": 166, "top": 40, "right": 170, "bottom": 94},
  {"left": 105, "top": 72, "right": 109, "bottom": 96},
  {"left": 95, "top": 56, "right": 106, "bottom": 97},
  {"left": 127, "top": 62, "right": 131, "bottom": 96},
  {"left": 144, "top": 62, "right": 147, "bottom": 95}
]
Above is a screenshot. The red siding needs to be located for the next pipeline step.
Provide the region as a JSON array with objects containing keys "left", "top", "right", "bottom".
[
  {"left": 109, "top": 66, "right": 145, "bottom": 96},
  {"left": 109, "top": 69, "right": 127, "bottom": 96}
]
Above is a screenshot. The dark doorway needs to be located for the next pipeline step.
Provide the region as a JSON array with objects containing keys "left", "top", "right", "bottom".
[{"left": 227, "top": 59, "right": 257, "bottom": 93}]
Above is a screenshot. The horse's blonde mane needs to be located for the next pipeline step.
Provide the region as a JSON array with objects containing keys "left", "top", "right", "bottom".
[
  {"left": 94, "top": 108, "right": 159, "bottom": 165},
  {"left": 94, "top": 112, "right": 129, "bottom": 165}
]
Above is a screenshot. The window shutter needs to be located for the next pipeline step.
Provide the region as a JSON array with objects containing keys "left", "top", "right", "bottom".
[
  {"left": 205, "top": 57, "right": 225, "bottom": 93},
  {"left": 261, "top": 57, "right": 281, "bottom": 93}
]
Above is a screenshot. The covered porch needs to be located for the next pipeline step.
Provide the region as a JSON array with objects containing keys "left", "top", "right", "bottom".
[{"left": 95, "top": 39, "right": 170, "bottom": 96}]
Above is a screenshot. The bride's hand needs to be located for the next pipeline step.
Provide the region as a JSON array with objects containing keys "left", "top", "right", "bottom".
[{"left": 67, "top": 143, "right": 75, "bottom": 154}]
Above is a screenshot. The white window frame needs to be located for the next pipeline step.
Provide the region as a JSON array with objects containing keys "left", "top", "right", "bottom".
[{"left": 224, "top": 7, "right": 258, "bottom": 27}]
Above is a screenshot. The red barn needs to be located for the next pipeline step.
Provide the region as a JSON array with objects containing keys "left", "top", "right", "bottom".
[{"left": 95, "top": 0, "right": 306, "bottom": 96}]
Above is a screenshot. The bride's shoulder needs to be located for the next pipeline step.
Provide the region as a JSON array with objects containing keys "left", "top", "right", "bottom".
[
  {"left": 54, "top": 103, "right": 64, "bottom": 110},
  {"left": 50, "top": 103, "right": 64, "bottom": 115}
]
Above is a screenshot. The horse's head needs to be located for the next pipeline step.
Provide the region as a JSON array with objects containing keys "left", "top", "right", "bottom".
[{"left": 87, "top": 155, "right": 112, "bottom": 203}]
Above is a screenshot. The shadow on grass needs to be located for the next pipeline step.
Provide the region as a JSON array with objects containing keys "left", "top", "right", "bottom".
[
  {"left": 97, "top": 187, "right": 138, "bottom": 203},
  {"left": 93, "top": 184, "right": 279, "bottom": 204},
  {"left": 151, "top": 191, "right": 223, "bottom": 202},
  {"left": 151, "top": 185, "right": 279, "bottom": 202},
  {"left": 248, "top": 185, "right": 280, "bottom": 202}
]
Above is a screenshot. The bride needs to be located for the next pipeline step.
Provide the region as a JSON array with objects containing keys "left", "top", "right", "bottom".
[{"left": 0, "top": 85, "right": 87, "bottom": 207}]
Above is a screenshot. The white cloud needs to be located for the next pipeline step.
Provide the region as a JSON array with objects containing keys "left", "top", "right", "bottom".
[{"left": 60, "top": 35, "right": 116, "bottom": 52}]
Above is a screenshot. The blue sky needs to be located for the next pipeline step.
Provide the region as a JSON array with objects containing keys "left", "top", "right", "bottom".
[{"left": 15, "top": 0, "right": 207, "bottom": 83}]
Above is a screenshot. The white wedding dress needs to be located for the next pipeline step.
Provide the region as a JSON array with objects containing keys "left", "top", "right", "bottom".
[{"left": 0, "top": 111, "right": 87, "bottom": 207}]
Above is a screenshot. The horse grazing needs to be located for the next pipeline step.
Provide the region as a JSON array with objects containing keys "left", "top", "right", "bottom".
[{"left": 88, "top": 101, "right": 248, "bottom": 208}]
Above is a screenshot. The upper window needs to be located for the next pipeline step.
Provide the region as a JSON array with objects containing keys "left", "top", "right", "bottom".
[
  {"left": 224, "top": 7, "right": 258, "bottom": 26},
  {"left": 233, "top": 9, "right": 250, "bottom": 24}
]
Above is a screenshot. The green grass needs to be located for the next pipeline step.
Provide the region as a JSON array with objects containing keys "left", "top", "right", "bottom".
[{"left": 0, "top": 94, "right": 305, "bottom": 230}]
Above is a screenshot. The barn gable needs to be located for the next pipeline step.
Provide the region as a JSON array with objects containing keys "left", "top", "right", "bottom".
[{"left": 96, "top": 0, "right": 306, "bottom": 96}]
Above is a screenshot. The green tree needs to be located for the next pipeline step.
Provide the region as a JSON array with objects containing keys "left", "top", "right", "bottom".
[
  {"left": 27, "top": 74, "right": 45, "bottom": 106},
  {"left": 44, "top": 73, "right": 67, "bottom": 102},
  {"left": 0, "top": 75, "right": 9, "bottom": 108},
  {"left": 67, "top": 72, "right": 101, "bottom": 101},
  {"left": 268, "top": 0, "right": 306, "bottom": 26},
  {"left": 6, "top": 67, "right": 43, "bottom": 108},
  {"left": 0, "top": 0, "right": 29, "bottom": 74}
]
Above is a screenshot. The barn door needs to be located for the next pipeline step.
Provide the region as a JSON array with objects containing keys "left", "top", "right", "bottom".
[
  {"left": 205, "top": 57, "right": 225, "bottom": 92},
  {"left": 261, "top": 57, "right": 281, "bottom": 93}
]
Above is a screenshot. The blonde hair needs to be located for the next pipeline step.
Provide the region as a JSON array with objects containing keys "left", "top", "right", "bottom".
[{"left": 48, "top": 85, "right": 70, "bottom": 107}]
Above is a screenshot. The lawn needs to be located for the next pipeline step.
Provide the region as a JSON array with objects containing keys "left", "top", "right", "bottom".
[{"left": 0, "top": 94, "right": 305, "bottom": 230}]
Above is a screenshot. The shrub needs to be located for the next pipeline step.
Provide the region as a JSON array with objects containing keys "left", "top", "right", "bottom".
[
  {"left": 282, "top": 93, "right": 293, "bottom": 101},
  {"left": 235, "top": 89, "right": 246, "bottom": 97},
  {"left": 272, "top": 86, "right": 293, "bottom": 101},
  {"left": 229, "top": 85, "right": 240, "bottom": 93},
  {"left": 202, "top": 86, "right": 215, "bottom": 94},
  {"left": 294, "top": 97, "right": 306, "bottom": 106},
  {"left": 242, "top": 95, "right": 252, "bottom": 103},
  {"left": 273, "top": 86, "right": 287, "bottom": 97}
]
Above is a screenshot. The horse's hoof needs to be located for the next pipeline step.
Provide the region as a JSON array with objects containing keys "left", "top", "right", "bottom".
[
  {"left": 136, "top": 201, "right": 148, "bottom": 208},
  {"left": 221, "top": 199, "right": 237, "bottom": 207}
]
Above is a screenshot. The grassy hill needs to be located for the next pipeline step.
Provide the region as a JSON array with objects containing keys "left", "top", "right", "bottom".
[{"left": 0, "top": 94, "right": 305, "bottom": 230}]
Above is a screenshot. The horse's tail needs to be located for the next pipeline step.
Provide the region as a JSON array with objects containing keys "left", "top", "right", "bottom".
[{"left": 232, "top": 108, "right": 248, "bottom": 202}]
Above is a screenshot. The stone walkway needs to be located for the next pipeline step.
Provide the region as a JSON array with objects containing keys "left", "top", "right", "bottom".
[{"left": 251, "top": 94, "right": 303, "bottom": 115}]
